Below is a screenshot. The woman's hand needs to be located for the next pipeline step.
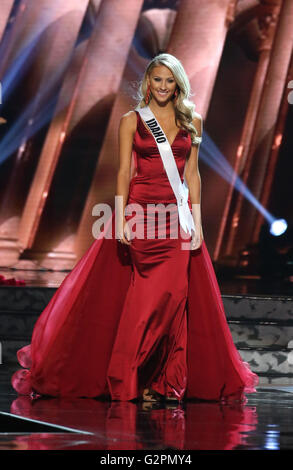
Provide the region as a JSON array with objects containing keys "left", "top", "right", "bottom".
[
  {"left": 190, "top": 224, "right": 203, "bottom": 250},
  {"left": 117, "top": 219, "right": 131, "bottom": 246}
]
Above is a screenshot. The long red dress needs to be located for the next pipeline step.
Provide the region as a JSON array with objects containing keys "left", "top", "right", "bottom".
[{"left": 11, "top": 111, "right": 258, "bottom": 402}]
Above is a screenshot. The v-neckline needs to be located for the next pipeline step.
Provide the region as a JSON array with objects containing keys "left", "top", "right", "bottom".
[{"left": 137, "top": 110, "right": 184, "bottom": 148}]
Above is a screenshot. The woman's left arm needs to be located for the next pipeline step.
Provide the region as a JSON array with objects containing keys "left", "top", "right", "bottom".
[{"left": 184, "top": 115, "right": 204, "bottom": 249}]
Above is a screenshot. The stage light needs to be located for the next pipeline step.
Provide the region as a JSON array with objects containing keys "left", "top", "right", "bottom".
[{"left": 269, "top": 218, "right": 288, "bottom": 237}]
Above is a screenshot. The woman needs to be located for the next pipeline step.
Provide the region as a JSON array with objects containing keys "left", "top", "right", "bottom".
[
  {"left": 11, "top": 53, "right": 258, "bottom": 403},
  {"left": 111, "top": 54, "right": 204, "bottom": 403}
]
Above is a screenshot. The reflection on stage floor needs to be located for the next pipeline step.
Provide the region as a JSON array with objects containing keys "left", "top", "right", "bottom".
[{"left": 1, "top": 364, "right": 293, "bottom": 451}]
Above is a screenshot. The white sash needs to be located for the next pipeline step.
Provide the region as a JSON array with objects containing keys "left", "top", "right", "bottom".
[{"left": 136, "top": 105, "right": 195, "bottom": 236}]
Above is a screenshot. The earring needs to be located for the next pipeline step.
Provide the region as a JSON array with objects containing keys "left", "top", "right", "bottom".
[
  {"left": 145, "top": 84, "right": 151, "bottom": 104},
  {"left": 173, "top": 88, "right": 179, "bottom": 103}
]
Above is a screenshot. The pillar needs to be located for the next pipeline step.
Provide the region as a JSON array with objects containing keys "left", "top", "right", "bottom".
[
  {"left": 215, "top": 0, "right": 281, "bottom": 260},
  {"left": 252, "top": 48, "right": 293, "bottom": 242},
  {"left": 226, "top": 0, "right": 293, "bottom": 256},
  {"left": 18, "top": 0, "right": 144, "bottom": 268},
  {"left": 0, "top": 0, "right": 14, "bottom": 43},
  {"left": 168, "top": 0, "right": 236, "bottom": 117},
  {"left": 0, "top": 0, "right": 90, "bottom": 265}
]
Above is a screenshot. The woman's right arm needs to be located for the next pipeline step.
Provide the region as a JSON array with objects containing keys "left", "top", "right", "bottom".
[{"left": 116, "top": 110, "right": 137, "bottom": 245}]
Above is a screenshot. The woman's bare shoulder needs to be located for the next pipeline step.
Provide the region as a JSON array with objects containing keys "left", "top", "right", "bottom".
[
  {"left": 190, "top": 112, "right": 202, "bottom": 140},
  {"left": 119, "top": 110, "right": 137, "bottom": 134},
  {"left": 192, "top": 111, "right": 202, "bottom": 122}
]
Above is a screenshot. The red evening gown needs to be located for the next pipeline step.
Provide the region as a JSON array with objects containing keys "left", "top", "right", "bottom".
[{"left": 11, "top": 111, "right": 258, "bottom": 402}]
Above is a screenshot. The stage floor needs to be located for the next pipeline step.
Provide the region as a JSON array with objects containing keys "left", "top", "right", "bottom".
[
  {"left": 1, "top": 266, "right": 293, "bottom": 296},
  {"left": 1, "top": 364, "right": 293, "bottom": 451}
]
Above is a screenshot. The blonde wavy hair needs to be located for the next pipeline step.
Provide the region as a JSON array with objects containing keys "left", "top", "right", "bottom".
[{"left": 135, "top": 53, "right": 202, "bottom": 145}]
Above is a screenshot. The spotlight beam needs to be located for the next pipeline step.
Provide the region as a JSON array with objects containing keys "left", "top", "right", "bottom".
[{"left": 200, "top": 132, "right": 276, "bottom": 226}]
